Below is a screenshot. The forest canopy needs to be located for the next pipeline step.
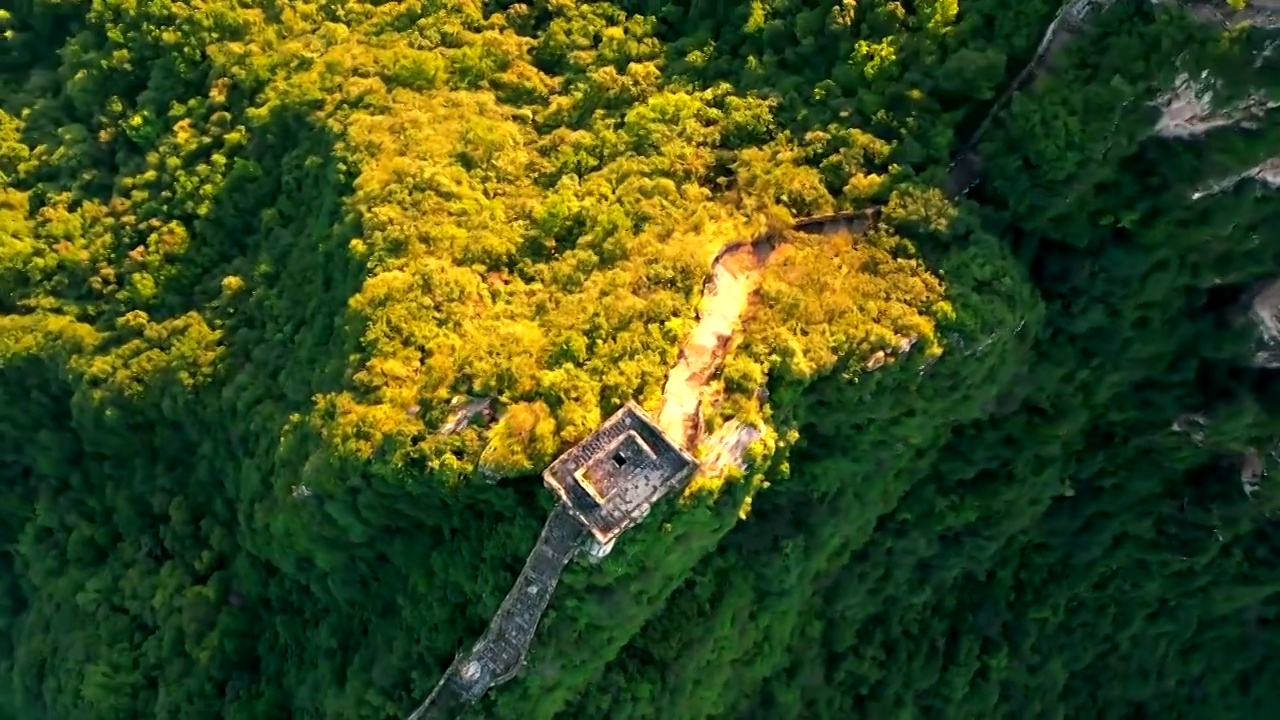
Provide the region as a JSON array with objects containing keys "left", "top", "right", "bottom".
[{"left": 2, "top": 1, "right": 1280, "bottom": 719}]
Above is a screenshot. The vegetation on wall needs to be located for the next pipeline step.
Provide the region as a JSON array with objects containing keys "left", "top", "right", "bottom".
[{"left": 1, "top": 1, "right": 1278, "bottom": 719}]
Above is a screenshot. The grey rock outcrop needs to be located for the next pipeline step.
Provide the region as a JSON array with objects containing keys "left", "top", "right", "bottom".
[
  {"left": 1174, "top": 0, "right": 1280, "bottom": 30},
  {"left": 1249, "top": 277, "right": 1280, "bottom": 368},
  {"left": 1191, "top": 155, "right": 1280, "bottom": 198},
  {"left": 1153, "top": 71, "right": 1278, "bottom": 138}
]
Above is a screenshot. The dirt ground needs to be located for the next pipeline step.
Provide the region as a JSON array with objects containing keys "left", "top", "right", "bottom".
[{"left": 657, "top": 240, "right": 772, "bottom": 450}]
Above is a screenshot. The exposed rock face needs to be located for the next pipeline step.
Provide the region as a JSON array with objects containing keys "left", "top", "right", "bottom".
[
  {"left": 1191, "top": 155, "right": 1280, "bottom": 199},
  {"left": 438, "top": 395, "right": 496, "bottom": 435},
  {"left": 1172, "top": 413, "right": 1210, "bottom": 444},
  {"left": 1152, "top": 34, "right": 1278, "bottom": 197},
  {"left": 698, "top": 419, "right": 764, "bottom": 478},
  {"left": 1156, "top": 0, "right": 1280, "bottom": 30},
  {"left": 1250, "top": 277, "right": 1280, "bottom": 368},
  {"left": 1186, "top": 0, "right": 1280, "bottom": 30},
  {"left": 1153, "top": 71, "right": 1278, "bottom": 138},
  {"left": 1241, "top": 447, "right": 1265, "bottom": 497},
  {"left": 1170, "top": 413, "right": 1273, "bottom": 498},
  {"left": 1172, "top": 412, "right": 1269, "bottom": 497},
  {"left": 1150, "top": 1, "right": 1280, "bottom": 137}
]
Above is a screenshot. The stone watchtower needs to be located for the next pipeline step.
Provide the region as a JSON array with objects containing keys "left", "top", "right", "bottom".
[
  {"left": 408, "top": 402, "right": 697, "bottom": 719},
  {"left": 543, "top": 401, "right": 698, "bottom": 560}
]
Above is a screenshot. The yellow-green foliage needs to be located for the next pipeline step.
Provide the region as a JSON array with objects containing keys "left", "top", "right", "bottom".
[
  {"left": 8, "top": 2, "right": 1280, "bottom": 720},
  {"left": 0, "top": 1, "right": 981, "bottom": 718},
  {"left": 741, "top": 226, "right": 951, "bottom": 385},
  {"left": 0, "top": 0, "right": 960, "bottom": 489},
  {"left": 478, "top": 400, "right": 560, "bottom": 478}
]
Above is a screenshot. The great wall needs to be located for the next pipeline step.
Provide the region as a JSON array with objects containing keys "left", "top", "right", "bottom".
[
  {"left": 406, "top": 507, "right": 584, "bottom": 720},
  {"left": 405, "top": 2, "right": 1279, "bottom": 717}
]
